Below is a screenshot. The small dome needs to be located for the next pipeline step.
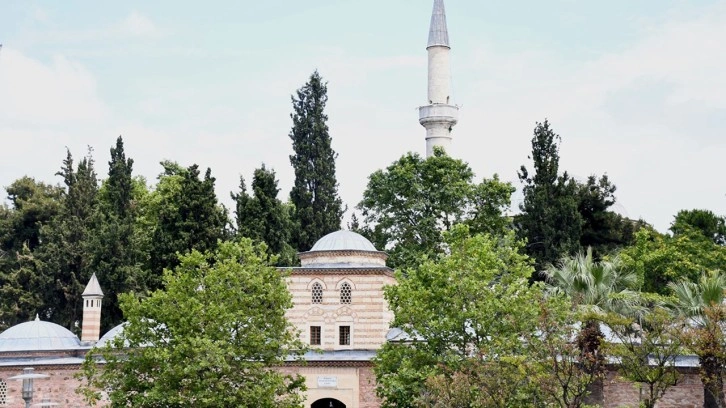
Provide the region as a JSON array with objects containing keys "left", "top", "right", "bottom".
[
  {"left": 310, "top": 230, "right": 377, "bottom": 252},
  {"left": 0, "top": 316, "right": 81, "bottom": 351},
  {"left": 97, "top": 323, "right": 126, "bottom": 347}
]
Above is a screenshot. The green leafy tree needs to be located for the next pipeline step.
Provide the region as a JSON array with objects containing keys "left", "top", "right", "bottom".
[
  {"left": 148, "top": 163, "right": 228, "bottom": 288},
  {"left": 288, "top": 71, "right": 344, "bottom": 252},
  {"left": 671, "top": 209, "right": 726, "bottom": 245},
  {"left": 668, "top": 271, "right": 726, "bottom": 408},
  {"left": 374, "top": 225, "right": 545, "bottom": 407},
  {"left": 604, "top": 307, "right": 683, "bottom": 408},
  {"left": 79, "top": 239, "right": 306, "bottom": 407},
  {"left": 88, "top": 136, "right": 149, "bottom": 331},
  {"left": 620, "top": 226, "right": 726, "bottom": 294},
  {"left": 35, "top": 149, "right": 99, "bottom": 330},
  {"left": 232, "top": 164, "right": 295, "bottom": 265},
  {"left": 518, "top": 120, "right": 582, "bottom": 279},
  {"left": 358, "top": 149, "right": 514, "bottom": 270}
]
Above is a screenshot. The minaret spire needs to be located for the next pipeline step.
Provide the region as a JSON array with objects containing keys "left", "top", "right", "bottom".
[
  {"left": 419, "top": 0, "right": 459, "bottom": 157},
  {"left": 428, "top": 0, "right": 450, "bottom": 48}
]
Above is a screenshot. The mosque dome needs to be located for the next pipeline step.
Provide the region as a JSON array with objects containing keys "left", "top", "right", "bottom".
[
  {"left": 0, "top": 316, "right": 81, "bottom": 352},
  {"left": 300, "top": 230, "right": 388, "bottom": 268},
  {"left": 310, "top": 230, "right": 377, "bottom": 252},
  {"left": 97, "top": 323, "right": 126, "bottom": 348}
]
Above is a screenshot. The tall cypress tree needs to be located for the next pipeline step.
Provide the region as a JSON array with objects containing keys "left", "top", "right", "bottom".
[
  {"left": 232, "top": 164, "right": 294, "bottom": 265},
  {"left": 288, "top": 71, "right": 344, "bottom": 252},
  {"left": 517, "top": 120, "right": 581, "bottom": 279},
  {"left": 89, "top": 136, "right": 147, "bottom": 331}
]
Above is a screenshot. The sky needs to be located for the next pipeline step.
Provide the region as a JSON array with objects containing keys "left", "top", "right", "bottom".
[{"left": 1, "top": 0, "right": 725, "bottom": 233}]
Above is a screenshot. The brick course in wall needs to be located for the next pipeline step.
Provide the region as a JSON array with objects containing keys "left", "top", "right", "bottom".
[{"left": 0, "top": 366, "right": 101, "bottom": 408}]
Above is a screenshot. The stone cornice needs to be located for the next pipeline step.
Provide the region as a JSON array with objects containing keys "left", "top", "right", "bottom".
[
  {"left": 284, "top": 360, "right": 373, "bottom": 368},
  {"left": 299, "top": 249, "right": 388, "bottom": 259},
  {"left": 287, "top": 267, "right": 394, "bottom": 277}
]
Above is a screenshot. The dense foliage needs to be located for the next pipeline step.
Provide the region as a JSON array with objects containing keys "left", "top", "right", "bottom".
[
  {"left": 288, "top": 70, "right": 344, "bottom": 252},
  {"left": 232, "top": 165, "right": 295, "bottom": 265},
  {"left": 517, "top": 120, "right": 582, "bottom": 278},
  {"left": 79, "top": 239, "right": 306, "bottom": 407},
  {"left": 374, "top": 225, "right": 547, "bottom": 407},
  {"left": 358, "top": 148, "right": 514, "bottom": 270}
]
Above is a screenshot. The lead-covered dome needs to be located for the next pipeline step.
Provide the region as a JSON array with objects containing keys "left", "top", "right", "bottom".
[
  {"left": 310, "top": 230, "right": 377, "bottom": 252},
  {"left": 300, "top": 230, "right": 388, "bottom": 268},
  {"left": 0, "top": 316, "right": 81, "bottom": 351}
]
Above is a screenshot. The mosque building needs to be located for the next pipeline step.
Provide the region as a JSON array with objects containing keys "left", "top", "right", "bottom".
[{"left": 0, "top": 1, "right": 709, "bottom": 407}]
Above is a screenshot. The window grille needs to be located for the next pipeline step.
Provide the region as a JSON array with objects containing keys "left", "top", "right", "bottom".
[
  {"left": 0, "top": 379, "right": 7, "bottom": 406},
  {"left": 339, "top": 326, "right": 351, "bottom": 346},
  {"left": 311, "top": 282, "right": 323, "bottom": 304},
  {"left": 310, "top": 326, "right": 321, "bottom": 345},
  {"left": 340, "top": 282, "right": 352, "bottom": 304}
]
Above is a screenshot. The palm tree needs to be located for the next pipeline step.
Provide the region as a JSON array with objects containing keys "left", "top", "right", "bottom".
[
  {"left": 668, "top": 270, "right": 726, "bottom": 408},
  {"left": 543, "top": 248, "right": 643, "bottom": 406},
  {"left": 544, "top": 247, "right": 643, "bottom": 317}
]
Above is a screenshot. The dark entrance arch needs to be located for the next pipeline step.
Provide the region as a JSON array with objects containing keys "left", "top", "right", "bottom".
[{"left": 311, "top": 398, "right": 346, "bottom": 408}]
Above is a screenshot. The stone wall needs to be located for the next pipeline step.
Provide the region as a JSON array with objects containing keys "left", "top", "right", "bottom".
[
  {"left": 0, "top": 365, "right": 99, "bottom": 408},
  {"left": 602, "top": 367, "right": 704, "bottom": 408},
  {"left": 0, "top": 363, "right": 717, "bottom": 408},
  {"left": 287, "top": 272, "right": 396, "bottom": 350}
]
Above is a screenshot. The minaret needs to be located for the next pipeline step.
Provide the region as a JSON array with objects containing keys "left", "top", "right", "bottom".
[
  {"left": 81, "top": 273, "right": 104, "bottom": 344},
  {"left": 419, "top": 0, "right": 459, "bottom": 157}
]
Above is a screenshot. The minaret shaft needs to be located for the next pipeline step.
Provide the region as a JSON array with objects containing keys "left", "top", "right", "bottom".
[
  {"left": 419, "top": 0, "right": 458, "bottom": 157},
  {"left": 427, "top": 46, "right": 451, "bottom": 104}
]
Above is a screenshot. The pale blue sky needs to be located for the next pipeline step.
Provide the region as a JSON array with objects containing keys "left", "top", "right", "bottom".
[{"left": 1, "top": 0, "right": 725, "bottom": 232}]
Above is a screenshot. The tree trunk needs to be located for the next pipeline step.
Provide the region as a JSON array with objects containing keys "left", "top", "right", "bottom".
[{"left": 701, "top": 354, "right": 726, "bottom": 408}]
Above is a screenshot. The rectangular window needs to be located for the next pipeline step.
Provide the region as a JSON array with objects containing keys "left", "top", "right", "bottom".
[
  {"left": 339, "top": 326, "right": 351, "bottom": 346},
  {"left": 310, "top": 326, "right": 321, "bottom": 345}
]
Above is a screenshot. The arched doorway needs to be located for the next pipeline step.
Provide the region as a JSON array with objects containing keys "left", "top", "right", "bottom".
[{"left": 311, "top": 398, "right": 346, "bottom": 408}]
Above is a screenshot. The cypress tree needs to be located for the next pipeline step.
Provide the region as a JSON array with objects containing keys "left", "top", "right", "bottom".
[
  {"left": 517, "top": 120, "right": 582, "bottom": 279},
  {"left": 232, "top": 165, "right": 294, "bottom": 265},
  {"left": 89, "top": 136, "right": 147, "bottom": 330},
  {"left": 288, "top": 71, "right": 344, "bottom": 252}
]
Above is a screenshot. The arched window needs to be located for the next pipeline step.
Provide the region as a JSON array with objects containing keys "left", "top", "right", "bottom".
[
  {"left": 340, "top": 282, "right": 352, "bottom": 304},
  {"left": 311, "top": 282, "right": 323, "bottom": 304}
]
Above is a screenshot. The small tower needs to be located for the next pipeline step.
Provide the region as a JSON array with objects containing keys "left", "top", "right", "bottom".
[
  {"left": 419, "top": 0, "right": 459, "bottom": 157},
  {"left": 81, "top": 273, "right": 104, "bottom": 344}
]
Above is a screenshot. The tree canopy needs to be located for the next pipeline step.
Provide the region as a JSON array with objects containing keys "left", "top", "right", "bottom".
[
  {"left": 288, "top": 70, "right": 343, "bottom": 252},
  {"left": 232, "top": 164, "right": 295, "bottom": 265},
  {"left": 79, "top": 239, "right": 306, "bottom": 407},
  {"left": 374, "top": 225, "right": 546, "bottom": 407},
  {"left": 358, "top": 148, "right": 514, "bottom": 270}
]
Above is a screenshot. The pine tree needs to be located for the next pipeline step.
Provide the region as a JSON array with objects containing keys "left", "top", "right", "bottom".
[
  {"left": 517, "top": 120, "right": 582, "bottom": 279},
  {"left": 232, "top": 165, "right": 294, "bottom": 265},
  {"left": 288, "top": 71, "right": 344, "bottom": 252},
  {"left": 148, "top": 164, "right": 227, "bottom": 287}
]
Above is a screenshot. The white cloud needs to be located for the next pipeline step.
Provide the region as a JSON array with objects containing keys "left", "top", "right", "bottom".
[
  {"left": 0, "top": 47, "right": 108, "bottom": 125},
  {"left": 452, "top": 0, "right": 726, "bottom": 231},
  {"left": 115, "top": 11, "right": 160, "bottom": 38}
]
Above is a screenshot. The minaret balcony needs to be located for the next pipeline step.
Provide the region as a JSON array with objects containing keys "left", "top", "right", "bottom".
[{"left": 418, "top": 104, "right": 459, "bottom": 125}]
